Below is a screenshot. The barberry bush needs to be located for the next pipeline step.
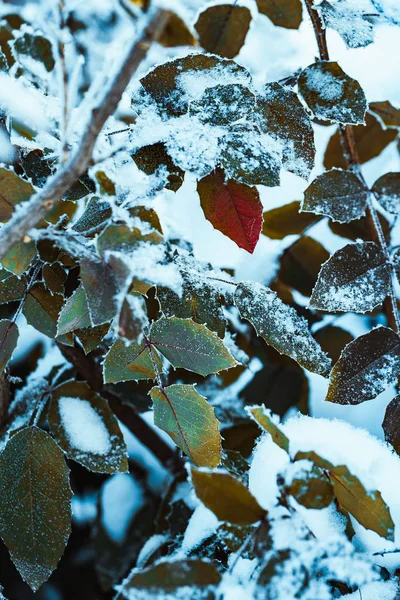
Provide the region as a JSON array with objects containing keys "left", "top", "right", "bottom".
[{"left": 1, "top": 0, "right": 400, "bottom": 598}]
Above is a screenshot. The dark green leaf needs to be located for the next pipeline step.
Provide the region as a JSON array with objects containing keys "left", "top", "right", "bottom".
[
  {"left": 13, "top": 32, "right": 55, "bottom": 72},
  {"left": 48, "top": 381, "right": 128, "bottom": 474},
  {"left": 132, "top": 142, "right": 185, "bottom": 192},
  {"left": 310, "top": 242, "right": 391, "bottom": 313},
  {"left": 75, "top": 322, "right": 110, "bottom": 355},
  {"left": 0, "top": 427, "right": 72, "bottom": 590},
  {"left": 382, "top": 395, "right": 400, "bottom": 455},
  {"left": 57, "top": 285, "right": 91, "bottom": 336},
  {"left": 150, "top": 383, "right": 221, "bottom": 467},
  {"left": 103, "top": 337, "right": 162, "bottom": 383},
  {"left": 194, "top": 4, "right": 252, "bottom": 59},
  {"left": 23, "top": 283, "right": 64, "bottom": 338},
  {"left": 80, "top": 258, "right": 118, "bottom": 326},
  {"left": 72, "top": 196, "right": 112, "bottom": 234},
  {"left": 326, "top": 327, "right": 400, "bottom": 404},
  {"left": 0, "top": 319, "right": 18, "bottom": 374},
  {"left": 0, "top": 271, "right": 27, "bottom": 304}
]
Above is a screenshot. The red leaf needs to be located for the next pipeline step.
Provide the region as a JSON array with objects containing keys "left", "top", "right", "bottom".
[{"left": 197, "top": 169, "right": 263, "bottom": 253}]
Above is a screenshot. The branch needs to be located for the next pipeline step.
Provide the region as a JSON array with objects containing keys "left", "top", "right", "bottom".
[
  {"left": 0, "top": 9, "right": 171, "bottom": 261},
  {"left": 304, "top": 0, "right": 400, "bottom": 333}
]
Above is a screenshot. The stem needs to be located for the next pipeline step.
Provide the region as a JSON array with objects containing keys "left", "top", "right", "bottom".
[
  {"left": 57, "top": 0, "right": 69, "bottom": 164},
  {"left": 0, "top": 9, "right": 172, "bottom": 260},
  {"left": 304, "top": 0, "right": 399, "bottom": 333}
]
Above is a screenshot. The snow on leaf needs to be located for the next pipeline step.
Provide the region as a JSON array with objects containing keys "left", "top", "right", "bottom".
[
  {"left": 316, "top": 0, "right": 376, "bottom": 48},
  {"left": 132, "top": 142, "right": 185, "bottom": 193},
  {"left": 191, "top": 467, "right": 267, "bottom": 525},
  {"left": 150, "top": 383, "right": 221, "bottom": 467},
  {"left": 298, "top": 61, "right": 367, "bottom": 125},
  {"left": 0, "top": 427, "right": 72, "bottom": 591},
  {"left": 189, "top": 83, "right": 255, "bottom": 126},
  {"left": 23, "top": 283, "right": 64, "bottom": 339},
  {"left": 150, "top": 317, "right": 237, "bottom": 376},
  {"left": 0, "top": 271, "right": 27, "bottom": 304},
  {"left": 326, "top": 326, "right": 400, "bottom": 404},
  {"left": 301, "top": 169, "right": 369, "bottom": 223},
  {"left": 0, "top": 319, "right": 18, "bottom": 375},
  {"left": 197, "top": 168, "right": 263, "bottom": 253},
  {"left": 49, "top": 381, "right": 128, "bottom": 474},
  {"left": 372, "top": 172, "right": 400, "bottom": 214},
  {"left": 256, "top": 0, "right": 303, "bottom": 28},
  {"left": 309, "top": 242, "right": 391, "bottom": 313},
  {"left": 254, "top": 82, "right": 315, "bottom": 179},
  {"left": 234, "top": 281, "right": 331, "bottom": 376},
  {"left": 72, "top": 196, "right": 112, "bottom": 235},
  {"left": 57, "top": 285, "right": 91, "bottom": 336},
  {"left": 247, "top": 405, "right": 289, "bottom": 452},
  {"left": 80, "top": 258, "right": 119, "bottom": 326},
  {"left": 194, "top": 4, "right": 252, "bottom": 59},
  {"left": 1, "top": 239, "right": 36, "bottom": 276},
  {"left": 103, "top": 337, "right": 162, "bottom": 383}
]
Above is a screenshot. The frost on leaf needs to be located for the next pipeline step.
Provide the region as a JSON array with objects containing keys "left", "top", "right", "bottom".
[
  {"left": 49, "top": 381, "right": 128, "bottom": 474},
  {"left": 301, "top": 169, "right": 368, "bottom": 223},
  {"left": 132, "top": 142, "right": 185, "bottom": 193},
  {"left": 150, "top": 317, "right": 237, "bottom": 376},
  {"left": 255, "top": 82, "right": 315, "bottom": 179},
  {"left": 103, "top": 338, "right": 162, "bottom": 383},
  {"left": 235, "top": 282, "right": 331, "bottom": 376},
  {"left": 57, "top": 285, "right": 91, "bottom": 336},
  {"left": 150, "top": 383, "right": 221, "bottom": 467},
  {"left": 0, "top": 167, "right": 35, "bottom": 222},
  {"left": 197, "top": 169, "right": 263, "bottom": 253},
  {"left": 372, "top": 172, "right": 400, "bottom": 214},
  {"left": 189, "top": 84, "right": 256, "bottom": 126},
  {"left": 256, "top": 0, "right": 302, "bottom": 28},
  {"left": 298, "top": 61, "right": 367, "bottom": 125},
  {"left": 194, "top": 4, "right": 252, "bottom": 59},
  {"left": 191, "top": 467, "right": 267, "bottom": 525},
  {"left": 382, "top": 395, "right": 400, "bottom": 455},
  {"left": 0, "top": 427, "right": 72, "bottom": 591},
  {"left": 316, "top": 0, "right": 376, "bottom": 48},
  {"left": 326, "top": 326, "right": 400, "bottom": 404},
  {"left": 0, "top": 319, "right": 18, "bottom": 375},
  {"left": 310, "top": 242, "right": 391, "bottom": 313}
]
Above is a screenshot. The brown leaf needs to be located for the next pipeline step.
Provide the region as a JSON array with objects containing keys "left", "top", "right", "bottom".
[
  {"left": 262, "top": 201, "right": 320, "bottom": 239},
  {"left": 382, "top": 395, "right": 400, "bottom": 455},
  {"left": 279, "top": 236, "right": 330, "bottom": 297},
  {"left": 369, "top": 100, "right": 400, "bottom": 128},
  {"left": 158, "top": 12, "right": 197, "bottom": 48},
  {"left": 247, "top": 405, "right": 289, "bottom": 452},
  {"left": 194, "top": 4, "right": 252, "bottom": 58},
  {"left": 256, "top": 0, "right": 302, "bottom": 28},
  {"left": 314, "top": 326, "right": 354, "bottom": 364},
  {"left": 372, "top": 172, "right": 400, "bottom": 214}
]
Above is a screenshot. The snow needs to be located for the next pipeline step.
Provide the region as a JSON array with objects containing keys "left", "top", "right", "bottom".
[
  {"left": 101, "top": 473, "right": 144, "bottom": 543},
  {"left": 59, "top": 396, "right": 111, "bottom": 455}
]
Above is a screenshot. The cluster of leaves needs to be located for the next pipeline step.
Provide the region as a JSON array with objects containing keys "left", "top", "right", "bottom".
[{"left": 1, "top": 0, "right": 400, "bottom": 599}]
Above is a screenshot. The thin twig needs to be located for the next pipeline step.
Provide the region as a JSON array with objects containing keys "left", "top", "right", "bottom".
[
  {"left": 304, "top": 0, "right": 400, "bottom": 333},
  {"left": 0, "top": 9, "right": 171, "bottom": 261},
  {"left": 57, "top": 0, "right": 69, "bottom": 163}
]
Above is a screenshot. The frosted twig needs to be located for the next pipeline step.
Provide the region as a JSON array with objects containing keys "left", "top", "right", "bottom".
[{"left": 0, "top": 9, "right": 171, "bottom": 262}]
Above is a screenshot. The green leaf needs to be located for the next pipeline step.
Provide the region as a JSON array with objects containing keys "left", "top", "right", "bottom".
[
  {"left": 124, "top": 559, "right": 221, "bottom": 597},
  {"left": 103, "top": 337, "right": 162, "bottom": 383},
  {"left": 42, "top": 262, "right": 67, "bottom": 296},
  {"left": 23, "top": 283, "right": 64, "bottom": 338},
  {"left": 191, "top": 467, "right": 266, "bottom": 525},
  {"left": 57, "top": 285, "right": 91, "bottom": 336},
  {"left": 256, "top": 0, "right": 302, "bottom": 29},
  {"left": 262, "top": 201, "right": 320, "bottom": 239},
  {"left": 13, "top": 31, "right": 55, "bottom": 72},
  {"left": 150, "top": 383, "right": 221, "bottom": 467},
  {"left": 72, "top": 196, "right": 111, "bottom": 234},
  {"left": 301, "top": 169, "right": 368, "bottom": 223},
  {"left": 0, "top": 167, "right": 35, "bottom": 222},
  {"left": 80, "top": 258, "right": 119, "bottom": 326},
  {"left": 0, "top": 271, "right": 27, "bottom": 304},
  {"left": 309, "top": 242, "right": 391, "bottom": 313},
  {"left": 48, "top": 381, "right": 128, "bottom": 474},
  {"left": 234, "top": 282, "right": 331, "bottom": 376},
  {"left": 298, "top": 61, "right": 367, "bottom": 125},
  {"left": 74, "top": 322, "right": 110, "bottom": 355},
  {"left": 0, "top": 319, "right": 18, "bottom": 374},
  {"left": 96, "top": 223, "right": 162, "bottom": 257},
  {"left": 326, "top": 327, "right": 400, "bottom": 404},
  {"left": 1, "top": 239, "right": 36, "bottom": 276},
  {"left": 372, "top": 172, "right": 400, "bottom": 214},
  {"left": 150, "top": 317, "right": 237, "bottom": 376},
  {"left": 194, "top": 4, "right": 252, "bottom": 59},
  {"left": 0, "top": 427, "right": 72, "bottom": 591},
  {"left": 132, "top": 142, "right": 185, "bottom": 192},
  {"left": 247, "top": 405, "right": 289, "bottom": 453}
]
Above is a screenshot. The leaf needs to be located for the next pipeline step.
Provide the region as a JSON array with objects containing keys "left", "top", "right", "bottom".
[
  {"left": 326, "top": 326, "right": 400, "bottom": 404},
  {"left": 22, "top": 283, "right": 64, "bottom": 338},
  {"left": 314, "top": 325, "right": 354, "bottom": 364},
  {"left": 234, "top": 282, "right": 331, "bottom": 376},
  {"left": 158, "top": 12, "right": 197, "bottom": 48},
  {"left": 103, "top": 338, "right": 162, "bottom": 383},
  {"left": 191, "top": 467, "right": 266, "bottom": 525},
  {"left": 194, "top": 4, "right": 252, "bottom": 59},
  {"left": 57, "top": 285, "right": 91, "bottom": 335},
  {"left": 80, "top": 258, "right": 119, "bottom": 326},
  {"left": 190, "top": 83, "right": 255, "bottom": 126},
  {"left": 0, "top": 427, "right": 72, "bottom": 590},
  {"left": 329, "top": 465, "right": 394, "bottom": 541},
  {"left": 0, "top": 319, "right": 18, "bottom": 374},
  {"left": 309, "top": 242, "right": 391, "bottom": 313},
  {"left": 262, "top": 201, "right": 320, "bottom": 239},
  {"left": 372, "top": 172, "right": 400, "bottom": 214},
  {"left": 150, "top": 317, "right": 237, "bottom": 376},
  {"left": 1, "top": 239, "right": 36, "bottom": 276},
  {"left": 48, "top": 381, "right": 128, "bottom": 474},
  {"left": 247, "top": 405, "right": 289, "bottom": 452},
  {"left": 287, "top": 466, "right": 334, "bottom": 509},
  {"left": 124, "top": 559, "right": 221, "bottom": 597},
  {"left": 150, "top": 383, "right": 221, "bottom": 467},
  {"left": 197, "top": 169, "right": 263, "bottom": 253},
  {"left": 382, "top": 395, "right": 400, "bottom": 455},
  {"left": 329, "top": 210, "right": 390, "bottom": 243},
  {"left": 0, "top": 167, "right": 35, "bottom": 222},
  {"left": 278, "top": 236, "right": 330, "bottom": 297},
  {"left": 75, "top": 323, "right": 110, "bottom": 355},
  {"left": 132, "top": 142, "right": 185, "bottom": 192},
  {"left": 42, "top": 262, "right": 67, "bottom": 296},
  {"left": 298, "top": 61, "right": 367, "bottom": 125},
  {"left": 140, "top": 53, "right": 251, "bottom": 117},
  {"left": 301, "top": 169, "right": 368, "bottom": 223},
  {"left": 13, "top": 31, "right": 55, "bottom": 72},
  {"left": 0, "top": 271, "right": 27, "bottom": 304},
  {"left": 255, "top": 82, "right": 315, "bottom": 179},
  {"left": 324, "top": 113, "right": 397, "bottom": 169},
  {"left": 316, "top": 0, "right": 375, "bottom": 49},
  {"left": 96, "top": 223, "right": 162, "bottom": 256},
  {"left": 256, "top": 0, "right": 302, "bottom": 28},
  {"left": 369, "top": 100, "right": 400, "bottom": 128},
  {"left": 72, "top": 196, "right": 111, "bottom": 234}
]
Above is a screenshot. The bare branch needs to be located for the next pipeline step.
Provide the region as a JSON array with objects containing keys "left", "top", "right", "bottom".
[{"left": 0, "top": 9, "right": 171, "bottom": 261}]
